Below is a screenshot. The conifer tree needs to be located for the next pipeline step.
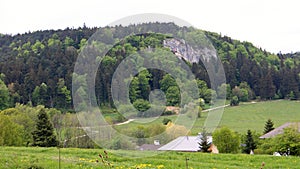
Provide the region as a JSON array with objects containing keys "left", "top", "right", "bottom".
[
  {"left": 243, "top": 130, "right": 256, "bottom": 154},
  {"left": 32, "top": 108, "right": 58, "bottom": 147},
  {"left": 199, "top": 128, "right": 211, "bottom": 152},
  {"left": 264, "top": 119, "right": 275, "bottom": 134}
]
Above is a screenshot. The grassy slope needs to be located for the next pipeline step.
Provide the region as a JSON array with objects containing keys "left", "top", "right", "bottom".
[
  {"left": 219, "top": 100, "right": 300, "bottom": 133},
  {"left": 115, "top": 100, "right": 300, "bottom": 135},
  {"left": 1, "top": 146, "right": 299, "bottom": 169},
  {"left": 192, "top": 100, "right": 300, "bottom": 134}
]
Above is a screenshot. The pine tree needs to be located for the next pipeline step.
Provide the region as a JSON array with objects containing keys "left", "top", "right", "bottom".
[
  {"left": 32, "top": 108, "right": 58, "bottom": 147},
  {"left": 264, "top": 119, "right": 275, "bottom": 134},
  {"left": 199, "top": 128, "right": 211, "bottom": 152},
  {"left": 243, "top": 130, "right": 256, "bottom": 154}
]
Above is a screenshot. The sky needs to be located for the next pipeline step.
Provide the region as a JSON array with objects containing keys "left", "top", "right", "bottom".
[{"left": 1, "top": 0, "right": 299, "bottom": 54}]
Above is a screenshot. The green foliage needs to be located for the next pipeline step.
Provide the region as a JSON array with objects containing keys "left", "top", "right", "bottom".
[
  {"left": 257, "top": 127, "right": 300, "bottom": 156},
  {"left": 166, "top": 86, "right": 180, "bottom": 106},
  {"left": 55, "top": 79, "right": 71, "bottom": 109},
  {"left": 32, "top": 83, "right": 49, "bottom": 106},
  {"left": 230, "top": 96, "right": 239, "bottom": 106},
  {"left": 31, "top": 40, "right": 45, "bottom": 54},
  {"left": 0, "top": 23, "right": 300, "bottom": 112},
  {"left": 133, "top": 99, "right": 150, "bottom": 117},
  {"left": 162, "top": 110, "right": 174, "bottom": 116},
  {"left": 212, "top": 127, "right": 240, "bottom": 153},
  {"left": 129, "top": 77, "right": 140, "bottom": 102},
  {"left": 110, "top": 137, "right": 136, "bottom": 150},
  {"left": 217, "top": 83, "right": 227, "bottom": 99},
  {"left": 137, "top": 70, "right": 152, "bottom": 100},
  {"left": 0, "top": 113, "right": 23, "bottom": 146},
  {"left": 160, "top": 74, "right": 180, "bottom": 106},
  {"left": 273, "top": 127, "right": 300, "bottom": 155},
  {"left": 232, "top": 86, "right": 249, "bottom": 102},
  {"left": 162, "top": 118, "right": 172, "bottom": 125},
  {"left": 47, "top": 34, "right": 61, "bottom": 47},
  {"left": 284, "top": 58, "right": 295, "bottom": 68},
  {"left": 1, "top": 107, "right": 36, "bottom": 146},
  {"left": 0, "top": 79, "right": 10, "bottom": 110},
  {"left": 64, "top": 36, "right": 75, "bottom": 47},
  {"left": 242, "top": 130, "right": 257, "bottom": 154},
  {"left": 159, "top": 74, "right": 177, "bottom": 92},
  {"left": 32, "top": 109, "right": 58, "bottom": 147},
  {"left": 129, "top": 70, "right": 152, "bottom": 103},
  {"left": 199, "top": 128, "right": 211, "bottom": 152},
  {"left": 264, "top": 119, "right": 275, "bottom": 134},
  {"left": 197, "top": 80, "right": 213, "bottom": 103}
]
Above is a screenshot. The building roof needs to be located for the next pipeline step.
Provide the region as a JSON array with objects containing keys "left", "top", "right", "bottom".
[
  {"left": 158, "top": 135, "right": 212, "bottom": 152},
  {"left": 259, "top": 122, "right": 300, "bottom": 139}
]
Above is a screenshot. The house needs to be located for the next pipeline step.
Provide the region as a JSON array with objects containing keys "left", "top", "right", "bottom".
[
  {"left": 259, "top": 122, "right": 300, "bottom": 139},
  {"left": 158, "top": 134, "right": 213, "bottom": 152}
]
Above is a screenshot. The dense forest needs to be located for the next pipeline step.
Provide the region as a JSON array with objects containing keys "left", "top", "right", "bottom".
[{"left": 1, "top": 22, "right": 300, "bottom": 113}]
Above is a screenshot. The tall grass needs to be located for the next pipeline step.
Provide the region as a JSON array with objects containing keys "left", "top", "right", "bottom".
[{"left": 0, "top": 146, "right": 299, "bottom": 169}]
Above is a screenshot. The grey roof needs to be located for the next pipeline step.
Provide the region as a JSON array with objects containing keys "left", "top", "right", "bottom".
[
  {"left": 158, "top": 135, "right": 212, "bottom": 152},
  {"left": 259, "top": 122, "right": 300, "bottom": 139}
]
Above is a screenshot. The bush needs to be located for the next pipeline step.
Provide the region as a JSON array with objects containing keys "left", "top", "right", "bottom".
[
  {"left": 133, "top": 99, "right": 151, "bottom": 117},
  {"left": 162, "top": 118, "right": 172, "bottom": 125},
  {"left": 212, "top": 127, "right": 240, "bottom": 153},
  {"left": 230, "top": 96, "right": 239, "bottom": 106},
  {"left": 162, "top": 110, "right": 174, "bottom": 116}
]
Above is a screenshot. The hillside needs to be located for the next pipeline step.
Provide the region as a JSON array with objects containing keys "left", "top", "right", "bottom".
[
  {"left": 0, "top": 22, "right": 300, "bottom": 111},
  {"left": 114, "top": 100, "right": 300, "bottom": 135}
]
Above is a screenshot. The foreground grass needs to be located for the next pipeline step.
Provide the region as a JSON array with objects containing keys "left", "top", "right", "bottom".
[{"left": 1, "top": 146, "right": 300, "bottom": 169}]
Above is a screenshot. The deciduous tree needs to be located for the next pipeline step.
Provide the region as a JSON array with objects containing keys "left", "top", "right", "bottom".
[{"left": 212, "top": 127, "right": 240, "bottom": 153}]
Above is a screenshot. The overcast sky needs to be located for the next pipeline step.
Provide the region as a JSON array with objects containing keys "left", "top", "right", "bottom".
[{"left": 1, "top": 0, "right": 299, "bottom": 53}]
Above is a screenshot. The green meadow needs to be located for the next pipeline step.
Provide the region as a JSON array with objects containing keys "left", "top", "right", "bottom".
[
  {"left": 1, "top": 146, "right": 299, "bottom": 169},
  {"left": 115, "top": 100, "right": 300, "bottom": 135}
]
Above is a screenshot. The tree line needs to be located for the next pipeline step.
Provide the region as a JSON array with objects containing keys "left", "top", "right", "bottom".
[{"left": 0, "top": 22, "right": 300, "bottom": 113}]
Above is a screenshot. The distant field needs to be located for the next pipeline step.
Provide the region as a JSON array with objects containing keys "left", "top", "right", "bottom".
[
  {"left": 219, "top": 100, "right": 300, "bottom": 133},
  {"left": 191, "top": 100, "right": 300, "bottom": 134},
  {"left": 115, "top": 100, "right": 300, "bottom": 135},
  {"left": 1, "top": 146, "right": 299, "bottom": 169}
]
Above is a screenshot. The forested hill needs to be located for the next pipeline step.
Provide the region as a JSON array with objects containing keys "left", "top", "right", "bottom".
[{"left": 0, "top": 23, "right": 300, "bottom": 111}]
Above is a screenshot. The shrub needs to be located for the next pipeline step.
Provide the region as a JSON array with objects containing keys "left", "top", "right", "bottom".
[
  {"left": 162, "top": 110, "right": 174, "bottom": 116},
  {"left": 162, "top": 118, "right": 172, "bottom": 125}
]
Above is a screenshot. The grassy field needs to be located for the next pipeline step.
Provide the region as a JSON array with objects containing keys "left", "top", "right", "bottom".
[
  {"left": 2, "top": 101, "right": 300, "bottom": 169},
  {"left": 218, "top": 100, "right": 300, "bottom": 133},
  {"left": 114, "top": 100, "right": 300, "bottom": 135},
  {"left": 1, "top": 146, "right": 300, "bottom": 169}
]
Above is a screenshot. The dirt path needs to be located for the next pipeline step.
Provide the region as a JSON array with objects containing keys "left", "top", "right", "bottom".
[
  {"left": 115, "top": 119, "right": 135, "bottom": 125},
  {"left": 202, "top": 104, "right": 230, "bottom": 112},
  {"left": 202, "top": 101, "right": 258, "bottom": 112}
]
